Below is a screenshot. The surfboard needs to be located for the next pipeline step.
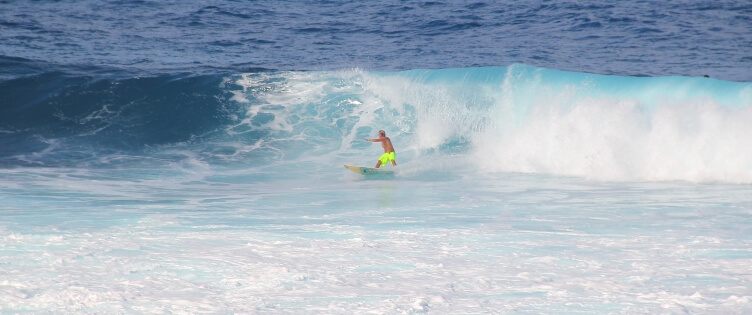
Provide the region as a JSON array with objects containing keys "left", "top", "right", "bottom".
[{"left": 344, "top": 164, "right": 395, "bottom": 175}]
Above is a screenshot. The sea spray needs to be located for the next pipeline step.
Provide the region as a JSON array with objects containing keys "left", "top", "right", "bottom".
[{"left": 234, "top": 65, "right": 752, "bottom": 182}]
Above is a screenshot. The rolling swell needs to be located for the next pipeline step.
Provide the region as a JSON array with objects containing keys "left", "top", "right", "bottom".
[{"left": 0, "top": 70, "right": 240, "bottom": 166}]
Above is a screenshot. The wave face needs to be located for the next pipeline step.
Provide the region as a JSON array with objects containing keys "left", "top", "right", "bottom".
[{"left": 3, "top": 65, "right": 752, "bottom": 182}]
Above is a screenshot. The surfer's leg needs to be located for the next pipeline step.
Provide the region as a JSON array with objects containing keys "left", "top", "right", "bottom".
[{"left": 377, "top": 152, "right": 389, "bottom": 168}]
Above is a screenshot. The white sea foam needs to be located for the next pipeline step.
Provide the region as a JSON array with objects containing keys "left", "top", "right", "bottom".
[{"left": 1, "top": 170, "right": 751, "bottom": 313}]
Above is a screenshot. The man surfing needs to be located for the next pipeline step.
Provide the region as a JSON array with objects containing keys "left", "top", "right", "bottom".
[{"left": 365, "top": 130, "right": 396, "bottom": 168}]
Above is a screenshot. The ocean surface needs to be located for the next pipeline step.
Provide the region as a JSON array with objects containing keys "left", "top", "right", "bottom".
[{"left": 2, "top": 1, "right": 752, "bottom": 313}]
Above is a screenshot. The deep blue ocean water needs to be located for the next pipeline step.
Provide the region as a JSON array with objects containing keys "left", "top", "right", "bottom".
[{"left": 2, "top": 1, "right": 752, "bottom": 313}]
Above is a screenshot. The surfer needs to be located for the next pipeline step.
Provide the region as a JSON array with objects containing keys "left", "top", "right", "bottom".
[{"left": 365, "top": 130, "right": 396, "bottom": 168}]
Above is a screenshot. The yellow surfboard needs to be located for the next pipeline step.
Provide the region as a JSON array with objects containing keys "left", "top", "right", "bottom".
[{"left": 344, "top": 164, "right": 395, "bottom": 175}]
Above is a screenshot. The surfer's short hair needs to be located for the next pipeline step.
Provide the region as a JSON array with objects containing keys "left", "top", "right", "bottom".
[{"left": 379, "top": 130, "right": 385, "bottom": 136}]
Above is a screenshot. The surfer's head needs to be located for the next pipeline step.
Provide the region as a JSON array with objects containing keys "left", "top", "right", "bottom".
[{"left": 379, "top": 130, "right": 385, "bottom": 137}]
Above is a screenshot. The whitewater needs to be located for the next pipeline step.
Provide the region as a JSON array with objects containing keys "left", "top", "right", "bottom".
[{"left": 2, "top": 1, "right": 752, "bottom": 314}]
